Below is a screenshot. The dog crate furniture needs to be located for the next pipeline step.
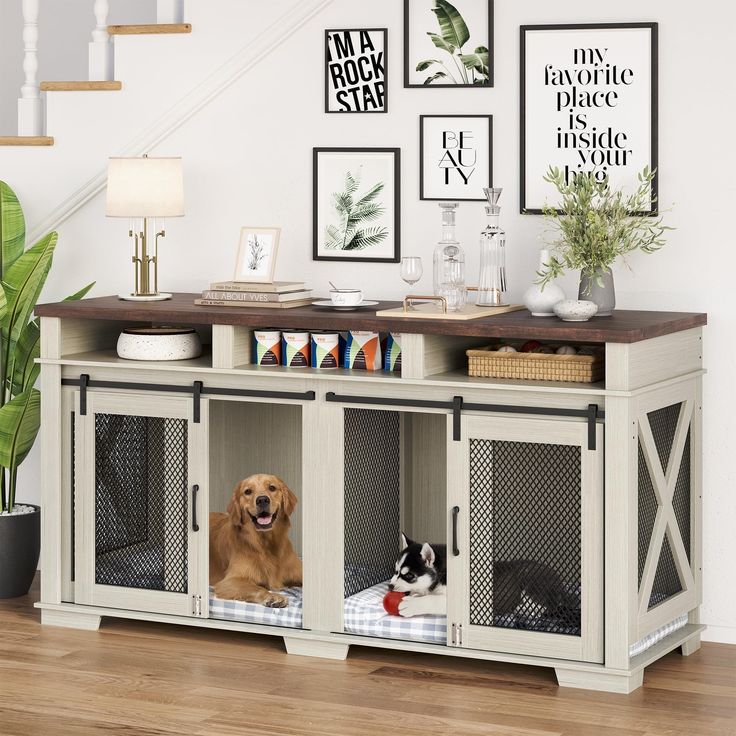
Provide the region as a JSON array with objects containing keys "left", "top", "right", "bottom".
[{"left": 35, "top": 295, "right": 707, "bottom": 693}]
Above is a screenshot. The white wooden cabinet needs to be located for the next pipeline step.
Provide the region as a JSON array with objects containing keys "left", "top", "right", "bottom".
[{"left": 34, "top": 299, "right": 707, "bottom": 694}]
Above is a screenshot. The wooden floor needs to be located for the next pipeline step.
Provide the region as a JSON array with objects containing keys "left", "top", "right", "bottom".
[{"left": 1, "top": 579, "right": 734, "bottom": 736}]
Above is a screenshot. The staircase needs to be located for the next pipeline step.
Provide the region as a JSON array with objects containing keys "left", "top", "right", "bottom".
[{"left": 0, "top": 0, "right": 334, "bottom": 243}]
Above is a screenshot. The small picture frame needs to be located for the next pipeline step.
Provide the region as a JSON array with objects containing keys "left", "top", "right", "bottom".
[
  {"left": 234, "top": 227, "right": 281, "bottom": 283},
  {"left": 325, "top": 29, "right": 388, "bottom": 113},
  {"left": 404, "top": 0, "right": 494, "bottom": 88},
  {"left": 420, "top": 114, "right": 493, "bottom": 201},
  {"left": 313, "top": 147, "right": 401, "bottom": 263}
]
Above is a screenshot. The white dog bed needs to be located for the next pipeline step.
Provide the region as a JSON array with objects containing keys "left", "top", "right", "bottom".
[{"left": 208, "top": 584, "right": 687, "bottom": 655}]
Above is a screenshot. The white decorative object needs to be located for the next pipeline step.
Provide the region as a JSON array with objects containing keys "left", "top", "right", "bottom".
[
  {"left": 497, "top": 345, "right": 517, "bottom": 353},
  {"left": 523, "top": 249, "right": 565, "bottom": 316},
  {"left": 330, "top": 289, "right": 363, "bottom": 307},
  {"left": 117, "top": 327, "right": 202, "bottom": 361},
  {"left": 89, "top": 0, "right": 113, "bottom": 81},
  {"left": 18, "top": 0, "right": 42, "bottom": 136},
  {"left": 234, "top": 227, "right": 281, "bottom": 284},
  {"left": 556, "top": 345, "right": 577, "bottom": 355},
  {"left": 553, "top": 300, "right": 599, "bottom": 322}
]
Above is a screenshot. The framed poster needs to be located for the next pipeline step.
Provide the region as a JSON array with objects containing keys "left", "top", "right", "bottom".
[
  {"left": 521, "top": 23, "right": 658, "bottom": 214},
  {"left": 404, "top": 0, "right": 494, "bottom": 88},
  {"left": 325, "top": 29, "right": 388, "bottom": 113},
  {"left": 313, "top": 148, "right": 401, "bottom": 263},
  {"left": 420, "top": 114, "right": 493, "bottom": 200},
  {"left": 234, "top": 227, "right": 281, "bottom": 283}
]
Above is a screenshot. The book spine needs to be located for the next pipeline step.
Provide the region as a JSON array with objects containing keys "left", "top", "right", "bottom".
[
  {"left": 195, "top": 299, "right": 312, "bottom": 309},
  {"left": 210, "top": 282, "right": 277, "bottom": 292},
  {"left": 202, "top": 290, "right": 281, "bottom": 303}
]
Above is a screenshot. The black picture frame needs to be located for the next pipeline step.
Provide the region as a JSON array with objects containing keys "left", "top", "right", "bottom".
[
  {"left": 313, "top": 147, "right": 401, "bottom": 263},
  {"left": 404, "top": 0, "right": 494, "bottom": 88},
  {"left": 520, "top": 22, "right": 659, "bottom": 215},
  {"left": 419, "top": 114, "right": 493, "bottom": 201},
  {"left": 325, "top": 29, "right": 388, "bottom": 114}
]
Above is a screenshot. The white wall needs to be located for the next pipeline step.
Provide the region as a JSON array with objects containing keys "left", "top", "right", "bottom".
[
  {"left": 0, "top": 0, "right": 155, "bottom": 134},
  {"left": 2, "top": 0, "right": 734, "bottom": 644}
]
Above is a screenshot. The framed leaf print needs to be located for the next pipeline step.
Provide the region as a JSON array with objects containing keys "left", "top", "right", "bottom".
[
  {"left": 420, "top": 114, "right": 493, "bottom": 200},
  {"left": 313, "top": 148, "right": 401, "bottom": 263},
  {"left": 520, "top": 23, "right": 658, "bottom": 214},
  {"left": 404, "top": 0, "right": 494, "bottom": 88},
  {"left": 325, "top": 29, "right": 388, "bottom": 113}
]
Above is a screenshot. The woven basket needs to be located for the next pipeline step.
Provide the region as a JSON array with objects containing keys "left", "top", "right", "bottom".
[{"left": 467, "top": 346, "right": 605, "bottom": 383}]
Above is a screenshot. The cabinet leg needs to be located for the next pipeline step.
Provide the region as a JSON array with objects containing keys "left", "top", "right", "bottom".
[
  {"left": 555, "top": 667, "right": 643, "bottom": 694},
  {"left": 284, "top": 637, "right": 350, "bottom": 660},
  {"left": 681, "top": 634, "right": 701, "bottom": 657},
  {"left": 41, "top": 609, "right": 102, "bottom": 631}
]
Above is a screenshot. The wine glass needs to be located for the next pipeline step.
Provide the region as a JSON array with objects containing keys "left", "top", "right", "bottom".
[{"left": 401, "top": 257, "right": 423, "bottom": 288}]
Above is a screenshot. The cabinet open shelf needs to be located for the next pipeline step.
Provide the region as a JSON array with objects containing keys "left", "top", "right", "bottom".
[{"left": 60, "top": 348, "right": 213, "bottom": 370}]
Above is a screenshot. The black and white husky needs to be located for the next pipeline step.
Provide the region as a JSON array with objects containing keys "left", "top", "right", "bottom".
[
  {"left": 388, "top": 533, "right": 447, "bottom": 617},
  {"left": 389, "top": 532, "right": 578, "bottom": 623}
]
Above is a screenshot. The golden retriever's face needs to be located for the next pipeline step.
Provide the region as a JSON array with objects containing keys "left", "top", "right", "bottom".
[{"left": 227, "top": 474, "right": 297, "bottom": 533}]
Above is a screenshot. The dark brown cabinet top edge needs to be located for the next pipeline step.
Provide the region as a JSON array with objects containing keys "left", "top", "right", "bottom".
[{"left": 35, "top": 293, "right": 707, "bottom": 344}]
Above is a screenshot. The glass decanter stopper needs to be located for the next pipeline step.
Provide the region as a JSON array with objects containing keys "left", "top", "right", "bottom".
[
  {"left": 477, "top": 187, "right": 507, "bottom": 306},
  {"left": 433, "top": 202, "right": 466, "bottom": 312}
]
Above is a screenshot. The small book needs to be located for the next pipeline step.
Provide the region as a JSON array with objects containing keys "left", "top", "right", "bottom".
[
  {"left": 209, "top": 280, "right": 306, "bottom": 294},
  {"left": 195, "top": 298, "right": 314, "bottom": 310},
  {"left": 201, "top": 290, "right": 312, "bottom": 303}
]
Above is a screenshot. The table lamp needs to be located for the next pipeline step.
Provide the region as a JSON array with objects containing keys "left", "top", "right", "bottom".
[{"left": 106, "top": 155, "right": 184, "bottom": 301}]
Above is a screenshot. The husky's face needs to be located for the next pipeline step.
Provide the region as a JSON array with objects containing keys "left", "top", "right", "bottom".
[{"left": 388, "top": 534, "right": 437, "bottom": 596}]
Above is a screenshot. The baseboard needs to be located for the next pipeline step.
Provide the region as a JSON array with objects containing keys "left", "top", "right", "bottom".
[{"left": 702, "top": 625, "right": 736, "bottom": 645}]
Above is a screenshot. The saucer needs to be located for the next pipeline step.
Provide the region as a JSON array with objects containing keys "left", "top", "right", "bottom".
[{"left": 312, "top": 300, "right": 379, "bottom": 312}]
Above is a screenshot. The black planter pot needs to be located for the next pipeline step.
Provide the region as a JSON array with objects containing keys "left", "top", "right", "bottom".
[{"left": 0, "top": 504, "right": 41, "bottom": 599}]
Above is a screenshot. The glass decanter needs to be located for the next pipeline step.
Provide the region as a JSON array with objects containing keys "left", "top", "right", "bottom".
[
  {"left": 477, "top": 187, "right": 507, "bottom": 306},
  {"left": 433, "top": 202, "right": 466, "bottom": 312}
]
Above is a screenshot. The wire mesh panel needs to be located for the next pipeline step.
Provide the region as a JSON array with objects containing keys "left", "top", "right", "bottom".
[
  {"left": 637, "top": 402, "right": 692, "bottom": 610},
  {"left": 94, "top": 414, "right": 189, "bottom": 593},
  {"left": 469, "top": 439, "right": 582, "bottom": 636},
  {"left": 344, "top": 409, "right": 401, "bottom": 598}
]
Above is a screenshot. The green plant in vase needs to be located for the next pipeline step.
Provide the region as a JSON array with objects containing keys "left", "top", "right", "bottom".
[
  {"left": 416, "top": 0, "right": 490, "bottom": 85},
  {"left": 537, "top": 166, "right": 671, "bottom": 316},
  {"left": 0, "top": 180, "right": 93, "bottom": 598}
]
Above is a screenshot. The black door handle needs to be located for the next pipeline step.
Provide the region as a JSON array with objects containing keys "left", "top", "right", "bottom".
[
  {"left": 192, "top": 484, "right": 200, "bottom": 532},
  {"left": 451, "top": 506, "right": 460, "bottom": 556}
]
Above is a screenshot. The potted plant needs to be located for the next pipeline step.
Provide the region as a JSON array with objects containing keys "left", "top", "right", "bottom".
[
  {"left": 0, "top": 181, "right": 92, "bottom": 599},
  {"left": 537, "top": 166, "right": 670, "bottom": 316}
]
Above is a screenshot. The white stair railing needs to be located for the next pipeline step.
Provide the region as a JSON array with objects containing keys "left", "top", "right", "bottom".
[
  {"left": 18, "top": 0, "right": 42, "bottom": 136},
  {"left": 157, "top": 0, "right": 185, "bottom": 24},
  {"left": 89, "top": 0, "right": 113, "bottom": 81}
]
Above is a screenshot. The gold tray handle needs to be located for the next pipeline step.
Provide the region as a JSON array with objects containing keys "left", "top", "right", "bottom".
[{"left": 403, "top": 295, "right": 448, "bottom": 313}]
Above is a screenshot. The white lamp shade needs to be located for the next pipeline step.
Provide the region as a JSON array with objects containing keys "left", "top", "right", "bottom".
[{"left": 106, "top": 156, "right": 185, "bottom": 218}]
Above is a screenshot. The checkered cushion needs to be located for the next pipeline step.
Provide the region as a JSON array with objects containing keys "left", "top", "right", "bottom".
[
  {"left": 208, "top": 586, "right": 303, "bottom": 629},
  {"left": 343, "top": 582, "right": 447, "bottom": 644}
]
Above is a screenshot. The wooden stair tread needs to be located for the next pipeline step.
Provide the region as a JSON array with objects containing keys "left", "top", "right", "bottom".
[
  {"left": 0, "top": 136, "right": 54, "bottom": 146},
  {"left": 40, "top": 81, "right": 122, "bottom": 91},
  {"left": 108, "top": 23, "right": 192, "bottom": 35}
]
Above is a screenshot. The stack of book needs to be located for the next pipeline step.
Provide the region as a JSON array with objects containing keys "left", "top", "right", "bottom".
[{"left": 196, "top": 281, "right": 313, "bottom": 309}]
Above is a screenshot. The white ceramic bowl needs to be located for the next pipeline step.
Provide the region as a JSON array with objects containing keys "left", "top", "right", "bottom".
[
  {"left": 117, "top": 327, "right": 203, "bottom": 361},
  {"left": 330, "top": 289, "right": 363, "bottom": 307},
  {"left": 553, "top": 300, "right": 599, "bottom": 322}
]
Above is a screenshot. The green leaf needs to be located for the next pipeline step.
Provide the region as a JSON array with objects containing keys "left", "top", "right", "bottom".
[
  {"left": 427, "top": 32, "right": 455, "bottom": 55},
  {"left": 416, "top": 59, "right": 442, "bottom": 72},
  {"left": 353, "top": 182, "right": 385, "bottom": 209},
  {"left": 0, "top": 388, "right": 40, "bottom": 468},
  {"left": 64, "top": 282, "right": 95, "bottom": 302},
  {"left": 11, "top": 318, "right": 40, "bottom": 395},
  {"left": 0, "top": 283, "right": 7, "bottom": 325},
  {"left": 423, "top": 71, "right": 448, "bottom": 85},
  {"left": 344, "top": 227, "right": 389, "bottom": 251},
  {"left": 1, "top": 232, "right": 57, "bottom": 362},
  {"left": 460, "top": 48, "right": 489, "bottom": 75},
  {"left": 0, "top": 181, "right": 26, "bottom": 280},
  {"left": 431, "top": 0, "right": 470, "bottom": 49}
]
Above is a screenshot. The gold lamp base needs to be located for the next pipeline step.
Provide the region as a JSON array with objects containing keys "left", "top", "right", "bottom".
[{"left": 119, "top": 217, "right": 172, "bottom": 302}]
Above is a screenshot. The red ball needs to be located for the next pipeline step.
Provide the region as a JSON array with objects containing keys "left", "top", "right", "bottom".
[
  {"left": 383, "top": 590, "right": 406, "bottom": 616},
  {"left": 521, "top": 340, "right": 542, "bottom": 353}
]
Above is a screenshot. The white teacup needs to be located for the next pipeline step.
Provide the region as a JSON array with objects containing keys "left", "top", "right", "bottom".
[{"left": 330, "top": 289, "right": 363, "bottom": 307}]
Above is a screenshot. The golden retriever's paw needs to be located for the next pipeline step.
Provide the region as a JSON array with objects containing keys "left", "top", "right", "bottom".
[{"left": 264, "top": 593, "right": 289, "bottom": 608}]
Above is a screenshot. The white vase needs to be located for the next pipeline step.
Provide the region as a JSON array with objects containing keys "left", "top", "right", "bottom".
[{"left": 523, "top": 249, "right": 565, "bottom": 317}]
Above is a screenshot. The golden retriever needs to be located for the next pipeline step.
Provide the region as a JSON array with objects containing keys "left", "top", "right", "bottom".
[{"left": 209, "top": 474, "right": 302, "bottom": 607}]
